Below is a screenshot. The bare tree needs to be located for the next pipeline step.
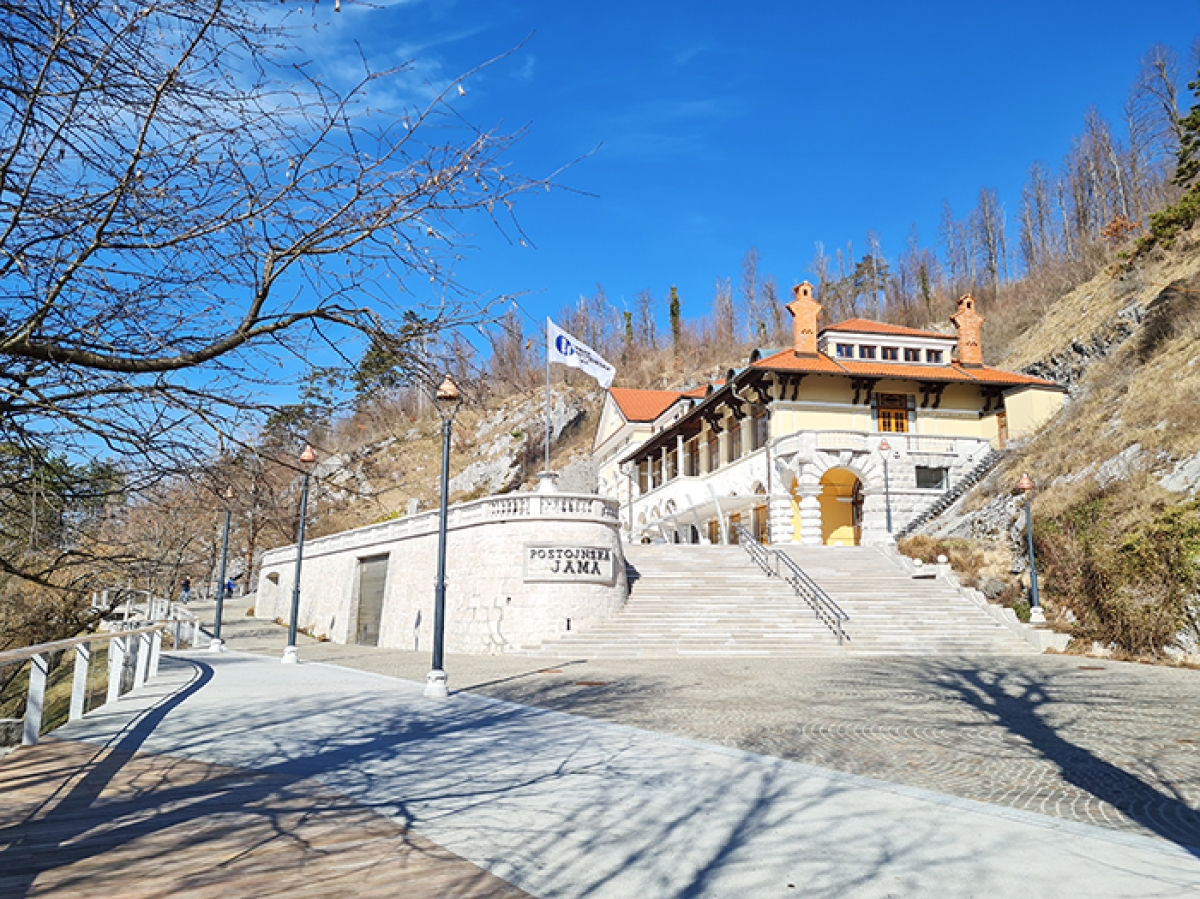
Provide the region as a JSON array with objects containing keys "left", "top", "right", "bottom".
[
  {"left": 712, "top": 277, "right": 737, "bottom": 348},
  {"left": 488, "top": 307, "right": 537, "bottom": 392},
  {"left": 810, "top": 242, "right": 832, "bottom": 298},
  {"left": 972, "top": 187, "right": 1008, "bottom": 294},
  {"left": 940, "top": 202, "right": 975, "bottom": 297},
  {"left": 1019, "top": 161, "right": 1057, "bottom": 271},
  {"left": 739, "top": 247, "right": 765, "bottom": 344},
  {"left": 1, "top": 1, "right": 542, "bottom": 464},
  {"left": 762, "top": 276, "right": 785, "bottom": 344},
  {"left": 634, "top": 289, "right": 659, "bottom": 352},
  {"left": 891, "top": 225, "right": 938, "bottom": 324},
  {"left": 0, "top": 0, "right": 545, "bottom": 628}
]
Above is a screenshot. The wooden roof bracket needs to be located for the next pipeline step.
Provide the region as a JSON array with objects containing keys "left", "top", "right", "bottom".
[
  {"left": 920, "top": 382, "right": 947, "bottom": 409},
  {"left": 851, "top": 378, "right": 879, "bottom": 406}
]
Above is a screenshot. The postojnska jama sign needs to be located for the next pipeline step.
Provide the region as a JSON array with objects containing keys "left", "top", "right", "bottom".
[{"left": 523, "top": 546, "right": 616, "bottom": 583}]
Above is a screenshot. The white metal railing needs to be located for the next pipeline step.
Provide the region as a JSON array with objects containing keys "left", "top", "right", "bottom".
[{"left": 0, "top": 604, "right": 204, "bottom": 748}]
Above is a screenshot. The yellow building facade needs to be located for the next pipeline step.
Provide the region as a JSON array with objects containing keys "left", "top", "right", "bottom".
[{"left": 595, "top": 289, "right": 1066, "bottom": 547}]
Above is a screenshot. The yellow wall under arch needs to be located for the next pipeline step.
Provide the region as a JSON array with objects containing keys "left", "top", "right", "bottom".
[{"left": 819, "top": 468, "right": 860, "bottom": 546}]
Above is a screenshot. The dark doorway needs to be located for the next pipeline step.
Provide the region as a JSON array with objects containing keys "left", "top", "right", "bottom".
[{"left": 354, "top": 554, "right": 389, "bottom": 646}]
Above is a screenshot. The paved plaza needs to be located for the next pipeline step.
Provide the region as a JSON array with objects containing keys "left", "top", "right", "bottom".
[
  {"left": 218, "top": 600, "right": 1200, "bottom": 848},
  {"left": 2, "top": 597, "right": 1198, "bottom": 897}
]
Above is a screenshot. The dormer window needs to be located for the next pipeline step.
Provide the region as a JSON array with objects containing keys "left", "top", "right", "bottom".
[
  {"left": 859, "top": 345, "right": 876, "bottom": 360},
  {"left": 881, "top": 347, "right": 898, "bottom": 361},
  {"left": 836, "top": 343, "right": 853, "bottom": 358},
  {"left": 904, "top": 348, "right": 920, "bottom": 362},
  {"left": 926, "top": 349, "right": 943, "bottom": 364}
]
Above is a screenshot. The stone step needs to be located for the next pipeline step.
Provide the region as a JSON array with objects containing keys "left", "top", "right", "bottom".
[{"left": 528, "top": 542, "right": 1034, "bottom": 658}]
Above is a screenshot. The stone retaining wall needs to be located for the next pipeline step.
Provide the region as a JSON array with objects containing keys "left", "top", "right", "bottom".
[{"left": 256, "top": 493, "right": 626, "bottom": 655}]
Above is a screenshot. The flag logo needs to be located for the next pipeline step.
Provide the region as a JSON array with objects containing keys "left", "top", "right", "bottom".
[{"left": 547, "top": 319, "right": 615, "bottom": 389}]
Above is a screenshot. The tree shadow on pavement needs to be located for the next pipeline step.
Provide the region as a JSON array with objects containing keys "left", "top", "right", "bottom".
[
  {"left": 927, "top": 662, "right": 1200, "bottom": 856},
  {"left": 0, "top": 654, "right": 1019, "bottom": 899}
]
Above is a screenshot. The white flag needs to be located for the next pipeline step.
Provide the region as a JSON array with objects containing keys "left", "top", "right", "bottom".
[{"left": 547, "top": 318, "right": 616, "bottom": 388}]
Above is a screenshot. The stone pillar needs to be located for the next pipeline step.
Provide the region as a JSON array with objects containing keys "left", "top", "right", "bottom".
[
  {"left": 768, "top": 491, "right": 795, "bottom": 544},
  {"left": 797, "top": 488, "right": 823, "bottom": 546}
]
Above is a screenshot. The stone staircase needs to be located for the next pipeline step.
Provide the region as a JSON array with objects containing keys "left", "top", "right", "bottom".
[
  {"left": 896, "top": 448, "right": 1004, "bottom": 539},
  {"left": 529, "top": 543, "right": 1034, "bottom": 658},
  {"left": 778, "top": 546, "right": 1033, "bottom": 655},
  {"left": 530, "top": 545, "right": 841, "bottom": 658}
]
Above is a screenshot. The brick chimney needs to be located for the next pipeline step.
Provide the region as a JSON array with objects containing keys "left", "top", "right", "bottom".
[
  {"left": 786, "top": 281, "right": 822, "bottom": 357},
  {"left": 951, "top": 294, "right": 985, "bottom": 367}
]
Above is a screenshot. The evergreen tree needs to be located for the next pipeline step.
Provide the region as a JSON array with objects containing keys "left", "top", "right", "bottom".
[
  {"left": 669, "top": 286, "right": 683, "bottom": 354},
  {"left": 1174, "top": 69, "right": 1200, "bottom": 190}
]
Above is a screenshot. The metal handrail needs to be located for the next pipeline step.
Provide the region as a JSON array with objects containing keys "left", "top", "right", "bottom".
[{"left": 733, "top": 523, "right": 849, "bottom": 644}]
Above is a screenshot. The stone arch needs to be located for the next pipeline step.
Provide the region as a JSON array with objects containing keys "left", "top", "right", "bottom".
[{"left": 799, "top": 453, "right": 886, "bottom": 546}]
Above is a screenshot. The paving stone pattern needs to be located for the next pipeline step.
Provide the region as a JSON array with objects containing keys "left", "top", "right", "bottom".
[{"left": 213, "top": 595, "right": 1200, "bottom": 849}]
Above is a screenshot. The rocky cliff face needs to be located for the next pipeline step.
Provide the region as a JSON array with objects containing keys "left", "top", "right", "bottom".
[
  {"left": 922, "top": 225, "right": 1200, "bottom": 558},
  {"left": 308, "top": 386, "right": 599, "bottom": 537}
]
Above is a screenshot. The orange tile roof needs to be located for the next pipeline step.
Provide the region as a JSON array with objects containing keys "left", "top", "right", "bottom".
[
  {"left": 823, "top": 319, "right": 954, "bottom": 340},
  {"left": 749, "top": 351, "right": 1061, "bottom": 389},
  {"left": 966, "top": 365, "right": 1061, "bottom": 388},
  {"left": 608, "top": 387, "right": 689, "bottom": 422},
  {"left": 833, "top": 359, "right": 979, "bottom": 382},
  {"left": 748, "top": 350, "right": 847, "bottom": 375}
]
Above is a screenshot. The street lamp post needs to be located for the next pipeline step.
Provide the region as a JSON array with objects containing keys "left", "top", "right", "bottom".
[
  {"left": 210, "top": 486, "right": 235, "bottom": 653},
  {"left": 878, "top": 438, "right": 893, "bottom": 537},
  {"left": 282, "top": 444, "right": 318, "bottom": 664},
  {"left": 426, "top": 375, "right": 463, "bottom": 699},
  {"left": 1017, "top": 472, "right": 1046, "bottom": 624}
]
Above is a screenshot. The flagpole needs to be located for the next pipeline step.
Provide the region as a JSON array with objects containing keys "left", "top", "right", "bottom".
[{"left": 545, "top": 320, "right": 552, "bottom": 473}]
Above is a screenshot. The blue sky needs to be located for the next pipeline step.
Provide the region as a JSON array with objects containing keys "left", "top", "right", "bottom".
[{"left": 306, "top": 0, "right": 1199, "bottom": 345}]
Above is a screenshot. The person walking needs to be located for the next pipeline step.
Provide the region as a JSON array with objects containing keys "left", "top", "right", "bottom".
[
  {"left": 180, "top": 576, "right": 192, "bottom": 604},
  {"left": 225, "top": 578, "right": 236, "bottom": 601}
]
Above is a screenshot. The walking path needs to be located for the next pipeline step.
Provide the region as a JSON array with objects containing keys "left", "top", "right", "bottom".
[
  {"left": 214, "top": 595, "right": 1200, "bottom": 845},
  {"left": 0, "top": 644, "right": 1196, "bottom": 897},
  {"left": 0, "top": 738, "right": 527, "bottom": 899},
  {"left": 2, "top": 595, "right": 1198, "bottom": 897}
]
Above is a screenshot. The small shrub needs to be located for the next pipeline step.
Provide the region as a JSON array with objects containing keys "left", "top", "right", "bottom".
[
  {"left": 1036, "top": 490, "right": 1200, "bottom": 657},
  {"left": 897, "top": 536, "right": 987, "bottom": 586},
  {"left": 1147, "top": 190, "right": 1200, "bottom": 247}
]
